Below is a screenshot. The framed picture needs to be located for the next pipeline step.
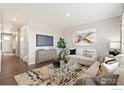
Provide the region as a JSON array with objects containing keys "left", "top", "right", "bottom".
[{"left": 73, "top": 28, "right": 96, "bottom": 46}]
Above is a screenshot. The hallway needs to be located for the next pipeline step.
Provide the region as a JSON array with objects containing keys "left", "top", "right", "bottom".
[{"left": 0, "top": 54, "right": 51, "bottom": 85}]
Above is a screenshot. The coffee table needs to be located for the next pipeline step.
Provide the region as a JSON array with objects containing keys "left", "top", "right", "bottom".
[{"left": 46, "top": 59, "right": 88, "bottom": 85}]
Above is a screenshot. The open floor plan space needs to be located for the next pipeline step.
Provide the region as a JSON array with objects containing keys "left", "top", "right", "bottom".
[{"left": 0, "top": 3, "right": 124, "bottom": 85}]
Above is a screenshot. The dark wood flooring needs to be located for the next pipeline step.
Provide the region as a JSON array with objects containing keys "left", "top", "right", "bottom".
[{"left": 0, "top": 54, "right": 52, "bottom": 85}]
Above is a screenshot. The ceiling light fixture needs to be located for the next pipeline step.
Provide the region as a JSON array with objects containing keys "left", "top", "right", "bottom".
[{"left": 66, "top": 13, "right": 70, "bottom": 17}]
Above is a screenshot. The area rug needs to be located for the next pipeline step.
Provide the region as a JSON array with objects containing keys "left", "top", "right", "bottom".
[{"left": 14, "top": 64, "right": 88, "bottom": 85}]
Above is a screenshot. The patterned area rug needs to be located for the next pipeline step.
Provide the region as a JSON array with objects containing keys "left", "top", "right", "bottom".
[{"left": 15, "top": 64, "right": 88, "bottom": 85}]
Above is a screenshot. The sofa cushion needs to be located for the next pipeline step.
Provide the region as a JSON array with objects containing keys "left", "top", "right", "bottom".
[
  {"left": 69, "top": 55, "right": 97, "bottom": 66},
  {"left": 81, "top": 56, "right": 95, "bottom": 62},
  {"left": 69, "top": 55, "right": 95, "bottom": 62},
  {"left": 84, "top": 61, "right": 100, "bottom": 76},
  {"left": 78, "top": 61, "right": 100, "bottom": 80}
]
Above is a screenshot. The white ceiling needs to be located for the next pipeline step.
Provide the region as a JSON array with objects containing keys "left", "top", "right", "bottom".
[{"left": 0, "top": 3, "right": 123, "bottom": 30}]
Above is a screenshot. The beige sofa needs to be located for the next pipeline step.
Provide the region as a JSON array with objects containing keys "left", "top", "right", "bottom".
[
  {"left": 69, "top": 49, "right": 97, "bottom": 66},
  {"left": 69, "top": 55, "right": 97, "bottom": 66}
]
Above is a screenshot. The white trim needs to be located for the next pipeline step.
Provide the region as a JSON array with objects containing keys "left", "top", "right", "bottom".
[{"left": 28, "top": 62, "right": 35, "bottom": 65}]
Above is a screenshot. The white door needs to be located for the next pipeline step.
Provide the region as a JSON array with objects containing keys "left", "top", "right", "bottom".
[{"left": 2, "top": 34, "right": 13, "bottom": 53}]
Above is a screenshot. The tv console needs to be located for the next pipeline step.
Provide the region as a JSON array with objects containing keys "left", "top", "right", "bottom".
[{"left": 36, "top": 49, "right": 57, "bottom": 64}]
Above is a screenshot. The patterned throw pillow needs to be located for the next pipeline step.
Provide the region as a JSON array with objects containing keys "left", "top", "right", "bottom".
[{"left": 83, "top": 49, "right": 95, "bottom": 58}]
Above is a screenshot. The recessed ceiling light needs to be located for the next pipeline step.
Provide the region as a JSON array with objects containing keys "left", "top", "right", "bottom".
[{"left": 66, "top": 13, "right": 70, "bottom": 17}]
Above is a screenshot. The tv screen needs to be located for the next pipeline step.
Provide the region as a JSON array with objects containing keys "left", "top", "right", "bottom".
[{"left": 36, "top": 34, "right": 53, "bottom": 46}]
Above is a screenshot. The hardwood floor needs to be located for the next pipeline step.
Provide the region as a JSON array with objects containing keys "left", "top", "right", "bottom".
[{"left": 0, "top": 54, "right": 52, "bottom": 85}]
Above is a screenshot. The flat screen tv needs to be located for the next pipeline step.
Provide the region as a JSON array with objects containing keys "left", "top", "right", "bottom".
[{"left": 36, "top": 34, "right": 53, "bottom": 46}]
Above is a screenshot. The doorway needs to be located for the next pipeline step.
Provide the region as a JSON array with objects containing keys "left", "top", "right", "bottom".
[{"left": 1, "top": 33, "right": 13, "bottom": 54}]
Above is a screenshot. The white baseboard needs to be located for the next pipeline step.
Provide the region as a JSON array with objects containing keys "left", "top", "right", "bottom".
[{"left": 28, "top": 62, "right": 36, "bottom": 65}]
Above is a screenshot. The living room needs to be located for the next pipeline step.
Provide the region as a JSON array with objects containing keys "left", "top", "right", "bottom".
[{"left": 0, "top": 3, "right": 124, "bottom": 86}]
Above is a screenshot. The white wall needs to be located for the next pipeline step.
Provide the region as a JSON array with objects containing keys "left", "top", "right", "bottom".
[
  {"left": 28, "top": 21, "right": 63, "bottom": 65},
  {"left": 20, "top": 25, "right": 28, "bottom": 63},
  {"left": 63, "top": 16, "right": 121, "bottom": 60},
  {"left": 14, "top": 30, "right": 20, "bottom": 57},
  {"left": 0, "top": 23, "right": 1, "bottom": 72},
  {"left": 121, "top": 10, "right": 124, "bottom": 53}
]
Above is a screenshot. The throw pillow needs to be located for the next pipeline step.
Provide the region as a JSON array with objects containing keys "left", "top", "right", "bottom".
[
  {"left": 83, "top": 49, "right": 96, "bottom": 58},
  {"left": 70, "top": 49, "right": 76, "bottom": 55}
]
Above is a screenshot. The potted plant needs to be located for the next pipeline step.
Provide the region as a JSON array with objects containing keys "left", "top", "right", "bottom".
[{"left": 57, "top": 37, "right": 67, "bottom": 60}]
